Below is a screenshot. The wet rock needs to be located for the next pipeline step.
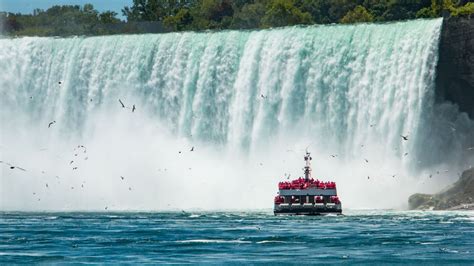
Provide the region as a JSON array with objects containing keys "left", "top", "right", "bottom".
[
  {"left": 436, "top": 17, "right": 474, "bottom": 118},
  {"left": 408, "top": 168, "right": 474, "bottom": 210}
]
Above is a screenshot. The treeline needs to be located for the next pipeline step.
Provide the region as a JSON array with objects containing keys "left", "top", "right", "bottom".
[{"left": 1, "top": 0, "right": 473, "bottom": 36}]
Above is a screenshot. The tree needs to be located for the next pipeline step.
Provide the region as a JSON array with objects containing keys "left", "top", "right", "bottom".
[
  {"left": 99, "top": 11, "right": 121, "bottom": 24},
  {"left": 123, "top": 0, "right": 197, "bottom": 22},
  {"left": 231, "top": 2, "right": 266, "bottom": 29},
  {"left": 1, "top": 13, "right": 23, "bottom": 32},
  {"left": 416, "top": 0, "right": 474, "bottom": 18},
  {"left": 451, "top": 2, "right": 474, "bottom": 17},
  {"left": 340, "top": 5, "right": 374, "bottom": 24},
  {"left": 298, "top": 0, "right": 333, "bottom": 24},
  {"left": 163, "top": 8, "right": 193, "bottom": 30},
  {"left": 187, "top": 0, "right": 235, "bottom": 30},
  {"left": 122, "top": 0, "right": 165, "bottom": 21},
  {"left": 261, "top": 0, "right": 312, "bottom": 28}
]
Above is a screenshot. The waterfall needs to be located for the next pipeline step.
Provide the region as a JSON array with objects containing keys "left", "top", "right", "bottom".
[{"left": 1, "top": 18, "right": 472, "bottom": 210}]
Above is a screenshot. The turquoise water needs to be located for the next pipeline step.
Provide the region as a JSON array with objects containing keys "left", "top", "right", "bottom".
[
  {"left": 2, "top": 18, "right": 467, "bottom": 164},
  {"left": 1, "top": 211, "right": 473, "bottom": 263}
]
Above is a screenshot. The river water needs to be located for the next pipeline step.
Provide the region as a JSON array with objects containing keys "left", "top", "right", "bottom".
[{"left": 1, "top": 210, "right": 473, "bottom": 263}]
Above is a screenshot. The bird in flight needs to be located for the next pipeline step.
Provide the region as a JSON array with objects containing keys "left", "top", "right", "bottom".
[
  {"left": 401, "top": 135, "right": 408, "bottom": 141},
  {"left": 48, "top": 121, "right": 56, "bottom": 128},
  {"left": 190, "top": 146, "right": 194, "bottom": 152},
  {"left": 119, "top": 99, "right": 125, "bottom": 108},
  {"left": 1, "top": 161, "right": 26, "bottom": 171},
  {"left": 132, "top": 104, "right": 136, "bottom": 112}
]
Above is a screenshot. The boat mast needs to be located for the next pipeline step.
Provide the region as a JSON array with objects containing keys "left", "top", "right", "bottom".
[{"left": 304, "top": 151, "right": 312, "bottom": 181}]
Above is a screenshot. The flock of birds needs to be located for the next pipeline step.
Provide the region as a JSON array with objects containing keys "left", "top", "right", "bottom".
[
  {"left": 2, "top": 84, "right": 198, "bottom": 210},
  {"left": 2, "top": 81, "right": 474, "bottom": 209},
  {"left": 284, "top": 130, "right": 472, "bottom": 183}
]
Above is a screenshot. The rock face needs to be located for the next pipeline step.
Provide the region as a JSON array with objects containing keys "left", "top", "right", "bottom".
[
  {"left": 408, "top": 168, "right": 474, "bottom": 210},
  {"left": 436, "top": 17, "right": 474, "bottom": 119}
]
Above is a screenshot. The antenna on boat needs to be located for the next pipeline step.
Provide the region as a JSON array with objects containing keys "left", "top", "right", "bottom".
[{"left": 304, "top": 151, "right": 312, "bottom": 181}]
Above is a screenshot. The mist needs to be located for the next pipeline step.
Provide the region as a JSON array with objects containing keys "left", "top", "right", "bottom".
[{"left": 1, "top": 18, "right": 473, "bottom": 211}]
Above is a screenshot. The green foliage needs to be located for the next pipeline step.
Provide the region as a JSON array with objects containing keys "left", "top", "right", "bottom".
[
  {"left": 1, "top": 4, "right": 123, "bottom": 36},
  {"left": 340, "top": 5, "right": 374, "bottom": 24},
  {"left": 231, "top": 2, "right": 266, "bottom": 29},
  {"left": 163, "top": 8, "right": 193, "bottom": 30},
  {"left": 416, "top": 0, "right": 474, "bottom": 18},
  {"left": 122, "top": 0, "right": 192, "bottom": 22},
  {"left": 1, "top": 0, "right": 471, "bottom": 36},
  {"left": 261, "top": 0, "right": 312, "bottom": 28},
  {"left": 99, "top": 11, "right": 121, "bottom": 24},
  {"left": 450, "top": 2, "right": 474, "bottom": 17},
  {"left": 190, "top": 0, "right": 235, "bottom": 29}
]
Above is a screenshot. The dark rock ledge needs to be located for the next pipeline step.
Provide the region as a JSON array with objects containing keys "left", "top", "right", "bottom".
[{"left": 409, "top": 168, "right": 474, "bottom": 210}]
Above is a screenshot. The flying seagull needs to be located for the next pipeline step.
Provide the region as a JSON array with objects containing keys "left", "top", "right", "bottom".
[
  {"left": 132, "top": 104, "right": 136, "bottom": 112},
  {"left": 1, "top": 161, "right": 26, "bottom": 171},
  {"left": 364, "top": 159, "right": 369, "bottom": 163},
  {"left": 48, "top": 121, "right": 56, "bottom": 128},
  {"left": 401, "top": 135, "right": 408, "bottom": 141},
  {"left": 119, "top": 99, "right": 125, "bottom": 108},
  {"left": 190, "top": 146, "right": 194, "bottom": 152},
  {"left": 120, "top": 176, "right": 125, "bottom": 180}
]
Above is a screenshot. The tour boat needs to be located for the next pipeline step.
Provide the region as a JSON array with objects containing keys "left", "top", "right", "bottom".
[{"left": 274, "top": 152, "right": 342, "bottom": 215}]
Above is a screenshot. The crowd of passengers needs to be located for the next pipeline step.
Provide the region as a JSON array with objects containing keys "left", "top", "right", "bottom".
[
  {"left": 278, "top": 177, "right": 336, "bottom": 190},
  {"left": 274, "top": 195, "right": 341, "bottom": 205}
]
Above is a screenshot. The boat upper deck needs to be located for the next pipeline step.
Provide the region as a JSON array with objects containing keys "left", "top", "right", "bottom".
[{"left": 279, "top": 188, "right": 337, "bottom": 196}]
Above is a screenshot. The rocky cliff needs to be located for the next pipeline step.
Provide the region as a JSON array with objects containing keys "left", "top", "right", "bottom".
[
  {"left": 436, "top": 17, "right": 474, "bottom": 118},
  {"left": 408, "top": 168, "right": 474, "bottom": 210}
]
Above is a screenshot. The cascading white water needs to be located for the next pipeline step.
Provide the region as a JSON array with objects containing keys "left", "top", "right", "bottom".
[{"left": 1, "top": 18, "right": 473, "bottom": 211}]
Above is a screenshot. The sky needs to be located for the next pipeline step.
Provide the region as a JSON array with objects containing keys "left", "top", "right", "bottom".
[{"left": 0, "top": 0, "right": 132, "bottom": 19}]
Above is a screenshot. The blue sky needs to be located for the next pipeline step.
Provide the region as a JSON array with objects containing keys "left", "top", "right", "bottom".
[{"left": 0, "top": 0, "right": 132, "bottom": 19}]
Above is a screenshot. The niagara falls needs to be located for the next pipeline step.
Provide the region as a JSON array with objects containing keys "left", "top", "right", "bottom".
[{"left": 1, "top": 0, "right": 474, "bottom": 264}]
